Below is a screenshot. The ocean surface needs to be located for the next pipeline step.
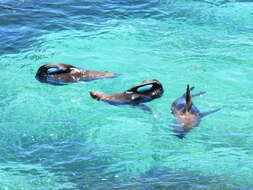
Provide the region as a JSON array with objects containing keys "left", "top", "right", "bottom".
[{"left": 1, "top": 0, "right": 253, "bottom": 189}]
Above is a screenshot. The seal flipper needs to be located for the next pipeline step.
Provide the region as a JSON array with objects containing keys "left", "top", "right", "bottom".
[
  {"left": 134, "top": 104, "right": 152, "bottom": 112},
  {"left": 200, "top": 108, "right": 221, "bottom": 119},
  {"left": 44, "top": 63, "right": 73, "bottom": 74},
  {"left": 36, "top": 63, "right": 73, "bottom": 79},
  {"left": 173, "top": 132, "right": 187, "bottom": 139},
  {"left": 127, "top": 79, "right": 163, "bottom": 94},
  {"left": 183, "top": 84, "right": 193, "bottom": 113},
  {"left": 192, "top": 91, "right": 206, "bottom": 97}
]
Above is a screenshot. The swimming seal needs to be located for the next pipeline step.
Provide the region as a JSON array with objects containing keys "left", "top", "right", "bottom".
[
  {"left": 35, "top": 63, "right": 119, "bottom": 85},
  {"left": 171, "top": 85, "right": 220, "bottom": 138},
  {"left": 90, "top": 79, "right": 164, "bottom": 111}
]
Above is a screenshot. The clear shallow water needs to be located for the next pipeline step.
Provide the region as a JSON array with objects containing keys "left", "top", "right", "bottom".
[{"left": 1, "top": 0, "right": 253, "bottom": 189}]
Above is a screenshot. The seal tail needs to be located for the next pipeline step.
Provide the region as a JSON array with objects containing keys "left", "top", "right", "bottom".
[{"left": 200, "top": 108, "right": 221, "bottom": 118}]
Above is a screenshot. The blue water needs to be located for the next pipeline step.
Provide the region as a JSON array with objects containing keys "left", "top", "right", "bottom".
[{"left": 1, "top": 0, "right": 253, "bottom": 189}]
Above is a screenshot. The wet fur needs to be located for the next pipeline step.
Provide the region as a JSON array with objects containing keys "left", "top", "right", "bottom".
[
  {"left": 171, "top": 85, "right": 220, "bottom": 138},
  {"left": 90, "top": 79, "right": 164, "bottom": 111},
  {"left": 35, "top": 63, "right": 119, "bottom": 85}
]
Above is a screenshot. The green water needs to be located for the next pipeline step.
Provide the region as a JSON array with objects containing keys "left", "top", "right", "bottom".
[{"left": 1, "top": 1, "right": 253, "bottom": 189}]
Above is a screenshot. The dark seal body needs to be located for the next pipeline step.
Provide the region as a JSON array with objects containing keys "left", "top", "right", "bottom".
[
  {"left": 171, "top": 85, "right": 220, "bottom": 138},
  {"left": 90, "top": 79, "right": 164, "bottom": 111},
  {"left": 35, "top": 63, "right": 118, "bottom": 85}
]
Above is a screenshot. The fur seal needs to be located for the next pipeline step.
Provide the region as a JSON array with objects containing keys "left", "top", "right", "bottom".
[
  {"left": 171, "top": 85, "right": 220, "bottom": 138},
  {"left": 35, "top": 63, "right": 119, "bottom": 85},
  {"left": 90, "top": 79, "right": 164, "bottom": 111}
]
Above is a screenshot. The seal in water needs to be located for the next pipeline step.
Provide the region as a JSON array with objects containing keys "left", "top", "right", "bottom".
[
  {"left": 90, "top": 79, "right": 164, "bottom": 111},
  {"left": 171, "top": 85, "right": 220, "bottom": 138},
  {"left": 35, "top": 63, "right": 119, "bottom": 85}
]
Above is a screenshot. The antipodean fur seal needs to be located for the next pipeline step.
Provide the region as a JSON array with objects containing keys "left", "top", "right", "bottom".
[
  {"left": 171, "top": 85, "right": 220, "bottom": 138},
  {"left": 35, "top": 63, "right": 118, "bottom": 85},
  {"left": 90, "top": 79, "right": 164, "bottom": 111}
]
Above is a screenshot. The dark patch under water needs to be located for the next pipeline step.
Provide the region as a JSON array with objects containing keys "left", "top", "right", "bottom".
[
  {"left": 0, "top": 0, "right": 245, "bottom": 55},
  {"left": 0, "top": 133, "right": 250, "bottom": 190}
]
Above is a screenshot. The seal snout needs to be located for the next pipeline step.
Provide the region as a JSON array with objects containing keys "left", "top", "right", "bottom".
[{"left": 89, "top": 91, "right": 104, "bottom": 101}]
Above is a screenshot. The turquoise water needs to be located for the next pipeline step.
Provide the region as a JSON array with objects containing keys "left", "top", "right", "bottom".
[{"left": 1, "top": 0, "right": 253, "bottom": 189}]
